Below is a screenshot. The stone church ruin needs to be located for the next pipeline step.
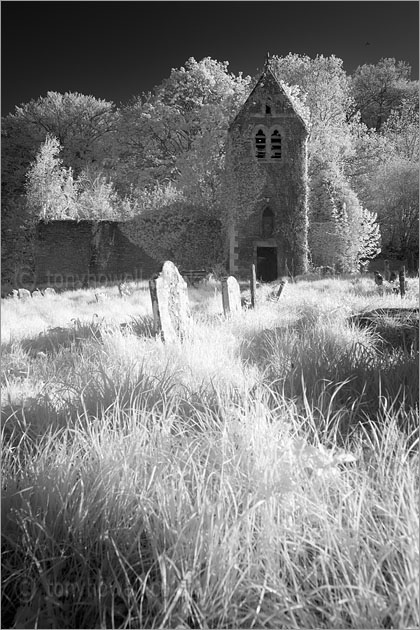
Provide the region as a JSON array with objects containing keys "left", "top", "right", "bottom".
[{"left": 224, "top": 57, "right": 309, "bottom": 280}]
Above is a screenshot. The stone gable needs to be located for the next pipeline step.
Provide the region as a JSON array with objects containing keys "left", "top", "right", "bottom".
[{"left": 225, "top": 59, "right": 309, "bottom": 280}]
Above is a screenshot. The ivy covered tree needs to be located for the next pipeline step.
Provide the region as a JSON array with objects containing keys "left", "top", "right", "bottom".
[{"left": 309, "top": 163, "right": 380, "bottom": 271}]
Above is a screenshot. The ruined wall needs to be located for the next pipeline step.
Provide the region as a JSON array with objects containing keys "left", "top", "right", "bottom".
[{"left": 34, "top": 220, "right": 159, "bottom": 289}]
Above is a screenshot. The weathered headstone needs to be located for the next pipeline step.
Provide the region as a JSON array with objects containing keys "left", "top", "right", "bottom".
[
  {"left": 221, "top": 276, "right": 242, "bottom": 316},
  {"left": 276, "top": 279, "right": 288, "bottom": 299},
  {"left": 267, "top": 279, "right": 288, "bottom": 302},
  {"left": 149, "top": 261, "right": 191, "bottom": 343},
  {"left": 250, "top": 264, "right": 257, "bottom": 308}
]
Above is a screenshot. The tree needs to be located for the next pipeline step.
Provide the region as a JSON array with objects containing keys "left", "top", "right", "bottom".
[
  {"left": 381, "top": 99, "right": 419, "bottom": 162},
  {"left": 349, "top": 58, "right": 418, "bottom": 131},
  {"left": 270, "top": 53, "right": 354, "bottom": 166},
  {"left": 8, "top": 91, "right": 117, "bottom": 172},
  {"left": 358, "top": 207, "right": 382, "bottom": 269},
  {"left": 114, "top": 57, "right": 252, "bottom": 194},
  {"left": 346, "top": 94, "right": 419, "bottom": 267},
  {"left": 2, "top": 91, "right": 117, "bottom": 210},
  {"left": 26, "top": 137, "right": 130, "bottom": 222},
  {"left": 309, "top": 163, "right": 379, "bottom": 271},
  {"left": 25, "top": 135, "right": 77, "bottom": 221},
  {"left": 77, "top": 167, "right": 132, "bottom": 221},
  {"left": 369, "top": 156, "right": 418, "bottom": 265}
]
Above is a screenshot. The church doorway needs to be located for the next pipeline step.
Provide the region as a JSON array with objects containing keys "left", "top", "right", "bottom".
[{"left": 256, "top": 246, "right": 277, "bottom": 282}]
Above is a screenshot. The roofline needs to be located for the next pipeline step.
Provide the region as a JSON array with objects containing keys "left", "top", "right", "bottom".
[{"left": 228, "top": 64, "right": 309, "bottom": 132}]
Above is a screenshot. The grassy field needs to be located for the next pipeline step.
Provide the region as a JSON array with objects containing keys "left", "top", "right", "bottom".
[{"left": 1, "top": 275, "right": 419, "bottom": 629}]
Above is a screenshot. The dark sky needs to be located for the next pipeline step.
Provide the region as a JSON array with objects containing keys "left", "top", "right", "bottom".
[{"left": 1, "top": 1, "right": 419, "bottom": 115}]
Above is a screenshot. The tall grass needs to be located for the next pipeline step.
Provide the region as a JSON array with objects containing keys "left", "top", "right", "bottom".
[{"left": 1, "top": 276, "right": 418, "bottom": 629}]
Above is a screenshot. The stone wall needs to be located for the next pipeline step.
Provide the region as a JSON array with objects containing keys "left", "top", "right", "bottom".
[{"left": 34, "top": 220, "right": 159, "bottom": 290}]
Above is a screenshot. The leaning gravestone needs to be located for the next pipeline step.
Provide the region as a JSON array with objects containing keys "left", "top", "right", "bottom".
[
  {"left": 149, "top": 261, "right": 191, "bottom": 343},
  {"left": 221, "top": 276, "right": 242, "bottom": 316}
]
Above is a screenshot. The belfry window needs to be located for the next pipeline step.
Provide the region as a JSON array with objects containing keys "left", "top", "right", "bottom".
[
  {"left": 262, "top": 207, "right": 275, "bottom": 238},
  {"left": 255, "top": 129, "right": 266, "bottom": 159},
  {"left": 271, "top": 129, "right": 282, "bottom": 158},
  {"left": 265, "top": 102, "right": 272, "bottom": 115}
]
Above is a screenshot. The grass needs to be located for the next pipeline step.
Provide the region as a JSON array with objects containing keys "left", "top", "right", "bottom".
[{"left": 1, "top": 275, "right": 419, "bottom": 629}]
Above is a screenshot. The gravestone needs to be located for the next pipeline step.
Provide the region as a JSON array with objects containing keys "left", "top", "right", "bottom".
[
  {"left": 149, "top": 261, "right": 191, "bottom": 343},
  {"left": 221, "top": 276, "right": 242, "bottom": 316},
  {"left": 276, "top": 279, "right": 288, "bottom": 299}
]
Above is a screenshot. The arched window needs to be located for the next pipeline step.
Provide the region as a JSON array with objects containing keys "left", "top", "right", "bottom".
[
  {"left": 255, "top": 128, "right": 266, "bottom": 159},
  {"left": 271, "top": 129, "right": 282, "bottom": 159},
  {"left": 262, "top": 207, "right": 275, "bottom": 238}
]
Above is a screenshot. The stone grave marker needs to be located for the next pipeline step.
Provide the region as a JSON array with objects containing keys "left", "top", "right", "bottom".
[
  {"left": 276, "top": 279, "right": 288, "bottom": 299},
  {"left": 221, "top": 276, "right": 242, "bottom": 316},
  {"left": 149, "top": 261, "right": 191, "bottom": 343}
]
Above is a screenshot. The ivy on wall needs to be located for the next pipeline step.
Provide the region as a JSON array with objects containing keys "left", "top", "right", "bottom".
[{"left": 120, "top": 195, "right": 224, "bottom": 270}]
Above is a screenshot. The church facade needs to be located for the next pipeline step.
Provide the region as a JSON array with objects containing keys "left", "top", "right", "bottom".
[{"left": 225, "top": 58, "right": 309, "bottom": 280}]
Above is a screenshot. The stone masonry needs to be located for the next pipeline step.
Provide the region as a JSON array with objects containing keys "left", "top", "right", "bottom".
[{"left": 225, "top": 56, "right": 309, "bottom": 281}]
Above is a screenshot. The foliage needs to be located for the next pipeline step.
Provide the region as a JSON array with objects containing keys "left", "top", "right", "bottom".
[
  {"left": 358, "top": 206, "right": 382, "bottom": 266},
  {"left": 120, "top": 183, "right": 224, "bottom": 268},
  {"left": 114, "top": 57, "right": 251, "bottom": 193},
  {"left": 309, "top": 163, "right": 380, "bottom": 271},
  {"left": 26, "top": 137, "right": 131, "bottom": 222},
  {"left": 222, "top": 129, "right": 268, "bottom": 228},
  {"left": 370, "top": 156, "right": 419, "bottom": 262},
  {"left": 346, "top": 98, "right": 419, "bottom": 264},
  {"left": 381, "top": 99, "right": 419, "bottom": 162},
  {"left": 76, "top": 167, "right": 132, "bottom": 221},
  {"left": 25, "top": 135, "right": 78, "bottom": 220},
  {"left": 271, "top": 53, "right": 354, "bottom": 166},
  {"left": 349, "top": 57, "right": 418, "bottom": 131},
  {"left": 8, "top": 91, "right": 117, "bottom": 172}
]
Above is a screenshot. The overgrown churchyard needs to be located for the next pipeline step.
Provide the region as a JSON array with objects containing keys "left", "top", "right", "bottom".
[{"left": 1, "top": 50, "right": 419, "bottom": 630}]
